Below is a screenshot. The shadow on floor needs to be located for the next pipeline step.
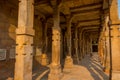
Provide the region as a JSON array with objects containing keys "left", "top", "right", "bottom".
[
  {"left": 0, "top": 58, "right": 49, "bottom": 80},
  {"left": 0, "top": 59, "right": 15, "bottom": 80},
  {"left": 79, "top": 53, "right": 109, "bottom": 80},
  {"left": 32, "top": 57, "right": 49, "bottom": 80}
]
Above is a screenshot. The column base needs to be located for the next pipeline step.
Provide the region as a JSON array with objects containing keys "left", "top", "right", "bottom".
[
  {"left": 48, "top": 64, "right": 63, "bottom": 80},
  {"left": 14, "top": 55, "right": 33, "bottom": 80},
  {"left": 41, "top": 53, "right": 48, "bottom": 66},
  {"left": 63, "top": 56, "right": 74, "bottom": 72}
]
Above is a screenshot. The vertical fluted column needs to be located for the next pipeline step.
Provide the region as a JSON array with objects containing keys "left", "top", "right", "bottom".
[
  {"left": 48, "top": 3, "right": 62, "bottom": 80},
  {"left": 14, "top": 0, "right": 34, "bottom": 80}
]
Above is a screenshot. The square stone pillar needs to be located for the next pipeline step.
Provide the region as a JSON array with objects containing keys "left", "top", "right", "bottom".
[
  {"left": 74, "top": 25, "right": 80, "bottom": 64},
  {"left": 111, "top": 25, "right": 120, "bottom": 72},
  {"left": 48, "top": 5, "right": 62, "bottom": 80},
  {"left": 109, "top": 0, "right": 120, "bottom": 79},
  {"left": 41, "top": 21, "right": 48, "bottom": 66},
  {"left": 63, "top": 15, "right": 74, "bottom": 72},
  {"left": 14, "top": 0, "right": 34, "bottom": 80}
]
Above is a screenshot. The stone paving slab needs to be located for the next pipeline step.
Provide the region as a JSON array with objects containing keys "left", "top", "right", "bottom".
[{"left": 62, "top": 53, "right": 109, "bottom": 80}]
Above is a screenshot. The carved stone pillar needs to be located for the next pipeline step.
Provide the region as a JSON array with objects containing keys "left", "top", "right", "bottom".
[
  {"left": 104, "top": 15, "right": 110, "bottom": 73},
  {"left": 48, "top": 5, "right": 62, "bottom": 80},
  {"left": 63, "top": 15, "right": 73, "bottom": 72},
  {"left": 82, "top": 33, "right": 85, "bottom": 58},
  {"left": 78, "top": 31, "right": 82, "bottom": 60},
  {"left": 41, "top": 21, "right": 48, "bottom": 66},
  {"left": 109, "top": 0, "right": 120, "bottom": 79},
  {"left": 110, "top": 25, "right": 120, "bottom": 79},
  {"left": 14, "top": 0, "right": 34, "bottom": 80},
  {"left": 75, "top": 25, "right": 80, "bottom": 64},
  {"left": 66, "top": 15, "right": 72, "bottom": 57}
]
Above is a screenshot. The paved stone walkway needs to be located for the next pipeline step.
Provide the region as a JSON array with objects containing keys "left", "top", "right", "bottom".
[{"left": 62, "top": 53, "right": 109, "bottom": 80}]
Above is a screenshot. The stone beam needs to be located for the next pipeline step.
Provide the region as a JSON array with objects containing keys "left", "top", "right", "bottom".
[
  {"left": 70, "top": 1, "right": 102, "bottom": 10},
  {"left": 70, "top": 3, "right": 102, "bottom": 12},
  {"left": 77, "top": 18, "right": 100, "bottom": 23},
  {"left": 71, "top": 7, "right": 102, "bottom": 14}
]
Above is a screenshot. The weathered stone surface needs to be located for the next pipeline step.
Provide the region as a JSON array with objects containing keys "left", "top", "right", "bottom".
[
  {"left": 63, "top": 56, "right": 73, "bottom": 72},
  {"left": 41, "top": 53, "right": 48, "bottom": 66},
  {"left": 14, "top": 0, "right": 34, "bottom": 80},
  {"left": 48, "top": 64, "right": 63, "bottom": 80}
]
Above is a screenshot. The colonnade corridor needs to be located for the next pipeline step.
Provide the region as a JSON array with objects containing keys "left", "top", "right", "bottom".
[{"left": 0, "top": 0, "right": 120, "bottom": 80}]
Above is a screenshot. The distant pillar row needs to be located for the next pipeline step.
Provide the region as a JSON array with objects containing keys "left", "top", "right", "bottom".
[{"left": 14, "top": 0, "right": 34, "bottom": 80}]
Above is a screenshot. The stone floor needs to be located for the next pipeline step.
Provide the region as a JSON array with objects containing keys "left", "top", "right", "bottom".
[
  {"left": 0, "top": 53, "right": 109, "bottom": 80},
  {"left": 62, "top": 53, "right": 109, "bottom": 80},
  {"left": 0, "top": 58, "right": 49, "bottom": 80}
]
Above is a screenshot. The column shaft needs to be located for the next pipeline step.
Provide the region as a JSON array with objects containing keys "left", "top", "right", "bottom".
[
  {"left": 75, "top": 26, "right": 80, "bottom": 64},
  {"left": 63, "top": 15, "right": 73, "bottom": 72},
  {"left": 109, "top": 0, "right": 120, "bottom": 79},
  {"left": 66, "top": 16, "right": 72, "bottom": 56},
  {"left": 48, "top": 5, "right": 62, "bottom": 80},
  {"left": 14, "top": 0, "right": 34, "bottom": 80}
]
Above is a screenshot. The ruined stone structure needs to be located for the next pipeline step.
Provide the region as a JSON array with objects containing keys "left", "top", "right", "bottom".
[{"left": 0, "top": 0, "right": 120, "bottom": 80}]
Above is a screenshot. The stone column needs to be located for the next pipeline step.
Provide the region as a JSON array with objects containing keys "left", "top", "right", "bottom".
[
  {"left": 14, "top": 0, "right": 34, "bottom": 80},
  {"left": 104, "top": 15, "right": 110, "bottom": 73},
  {"left": 66, "top": 15, "right": 72, "bottom": 56},
  {"left": 80, "top": 32, "right": 84, "bottom": 58},
  {"left": 90, "top": 37, "right": 93, "bottom": 56},
  {"left": 75, "top": 25, "right": 80, "bottom": 64},
  {"left": 98, "top": 39, "right": 101, "bottom": 59},
  {"left": 110, "top": 25, "right": 120, "bottom": 79},
  {"left": 82, "top": 33, "right": 85, "bottom": 57},
  {"left": 109, "top": 0, "right": 120, "bottom": 79},
  {"left": 41, "top": 21, "right": 48, "bottom": 66},
  {"left": 78, "top": 31, "right": 82, "bottom": 60},
  {"left": 64, "top": 15, "right": 74, "bottom": 72},
  {"left": 48, "top": 4, "right": 62, "bottom": 80}
]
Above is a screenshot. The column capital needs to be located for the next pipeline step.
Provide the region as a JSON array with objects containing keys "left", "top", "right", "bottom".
[{"left": 65, "top": 14, "right": 73, "bottom": 22}]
